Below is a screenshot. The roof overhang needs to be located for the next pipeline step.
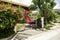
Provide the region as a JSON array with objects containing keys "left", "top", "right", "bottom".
[{"left": 0, "top": 0, "right": 32, "bottom": 7}]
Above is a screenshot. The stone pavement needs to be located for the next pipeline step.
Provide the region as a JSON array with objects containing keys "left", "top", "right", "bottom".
[
  {"left": 49, "top": 33, "right": 60, "bottom": 40},
  {"left": 25, "top": 27, "right": 60, "bottom": 40},
  {"left": 11, "top": 29, "right": 43, "bottom": 40},
  {"left": 0, "top": 23, "right": 60, "bottom": 40},
  {"left": 10, "top": 23, "right": 60, "bottom": 40}
]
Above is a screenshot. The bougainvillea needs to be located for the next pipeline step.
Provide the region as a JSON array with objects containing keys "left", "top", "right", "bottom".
[{"left": 24, "top": 9, "right": 29, "bottom": 14}]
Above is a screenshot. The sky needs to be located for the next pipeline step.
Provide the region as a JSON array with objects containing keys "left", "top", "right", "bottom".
[
  {"left": 15, "top": 0, "right": 60, "bottom": 9},
  {"left": 8, "top": 0, "right": 60, "bottom": 9},
  {"left": 12, "top": 0, "right": 32, "bottom": 6},
  {"left": 54, "top": 0, "right": 60, "bottom": 9}
]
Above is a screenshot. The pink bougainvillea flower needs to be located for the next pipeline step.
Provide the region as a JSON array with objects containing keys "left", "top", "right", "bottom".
[
  {"left": 24, "top": 9, "right": 29, "bottom": 14},
  {"left": 0, "top": 8, "right": 4, "bottom": 10},
  {"left": 25, "top": 16, "right": 34, "bottom": 24},
  {"left": 25, "top": 16, "right": 30, "bottom": 20}
]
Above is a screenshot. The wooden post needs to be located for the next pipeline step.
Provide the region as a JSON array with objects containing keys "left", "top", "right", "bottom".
[{"left": 41, "top": 17, "right": 44, "bottom": 29}]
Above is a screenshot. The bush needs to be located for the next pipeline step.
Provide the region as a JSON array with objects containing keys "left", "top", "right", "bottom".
[
  {"left": 44, "top": 24, "right": 54, "bottom": 29},
  {"left": 37, "top": 18, "right": 42, "bottom": 28},
  {"left": 0, "top": 9, "right": 18, "bottom": 38},
  {"left": 46, "top": 10, "right": 58, "bottom": 23}
]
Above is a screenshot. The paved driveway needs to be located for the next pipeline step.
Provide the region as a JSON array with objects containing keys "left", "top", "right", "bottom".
[{"left": 49, "top": 33, "right": 60, "bottom": 40}]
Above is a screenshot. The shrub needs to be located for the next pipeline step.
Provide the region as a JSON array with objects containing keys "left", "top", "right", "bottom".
[
  {"left": 37, "top": 18, "right": 42, "bottom": 28},
  {"left": 46, "top": 10, "right": 58, "bottom": 23},
  {"left": 44, "top": 24, "right": 54, "bottom": 29},
  {"left": 0, "top": 9, "right": 18, "bottom": 38}
]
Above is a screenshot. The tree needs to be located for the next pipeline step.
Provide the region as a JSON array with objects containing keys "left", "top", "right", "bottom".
[{"left": 29, "top": 0, "right": 56, "bottom": 26}]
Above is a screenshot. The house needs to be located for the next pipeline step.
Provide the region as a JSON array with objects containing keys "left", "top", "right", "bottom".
[
  {"left": 0, "top": 0, "right": 32, "bottom": 7},
  {"left": 0, "top": 0, "right": 35, "bottom": 24}
]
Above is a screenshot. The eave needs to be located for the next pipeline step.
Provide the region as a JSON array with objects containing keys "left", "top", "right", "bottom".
[{"left": 0, "top": 0, "right": 29, "bottom": 7}]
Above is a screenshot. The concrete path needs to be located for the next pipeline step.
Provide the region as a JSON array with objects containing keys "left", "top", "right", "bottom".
[
  {"left": 11, "top": 29, "right": 43, "bottom": 40},
  {"left": 11, "top": 23, "right": 60, "bottom": 40},
  {"left": 25, "top": 27, "right": 60, "bottom": 40},
  {"left": 1, "top": 23, "right": 60, "bottom": 40},
  {"left": 49, "top": 33, "right": 60, "bottom": 40}
]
